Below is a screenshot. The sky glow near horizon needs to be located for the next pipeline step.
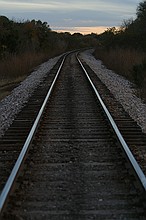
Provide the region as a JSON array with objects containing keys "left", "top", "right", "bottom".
[{"left": 0, "top": 0, "right": 140, "bottom": 34}]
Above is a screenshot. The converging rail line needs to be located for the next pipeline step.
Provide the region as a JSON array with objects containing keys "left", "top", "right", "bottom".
[{"left": 0, "top": 52, "right": 146, "bottom": 219}]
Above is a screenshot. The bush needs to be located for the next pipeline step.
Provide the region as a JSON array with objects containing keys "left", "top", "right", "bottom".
[{"left": 132, "top": 60, "right": 146, "bottom": 87}]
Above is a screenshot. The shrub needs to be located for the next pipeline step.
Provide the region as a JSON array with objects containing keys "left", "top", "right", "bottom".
[{"left": 132, "top": 60, "right": 146, "bottom": 87}]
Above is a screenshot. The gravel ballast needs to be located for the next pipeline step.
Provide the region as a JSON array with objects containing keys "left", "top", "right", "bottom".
[
  {"left": 0, "top": 55, "right": 62, "bottom": 137},
  {"left": 1, "top": 50, "right": 146, "bottom": 137},
  {"left": 80, "top": 50, "right": 146, "bottom": 134}
]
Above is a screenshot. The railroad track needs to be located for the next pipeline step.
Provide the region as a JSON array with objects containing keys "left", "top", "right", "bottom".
[{"left": 0, "top": 52, "right": 146, "bottom": 219}]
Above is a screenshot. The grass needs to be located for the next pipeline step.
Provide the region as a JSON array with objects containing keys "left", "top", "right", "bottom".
[
  {"left": 0, "top": 47, "right": 66, "bottom": 100},
  {"left": 94, "top": 47, "right": 146, "bottom": 101},
  {"left": 0, "top": 52, "right": 52, "bottom": 87}
]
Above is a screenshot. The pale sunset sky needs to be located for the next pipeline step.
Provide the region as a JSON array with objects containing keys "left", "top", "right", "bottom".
[{"left": 0, "top": 0, "right": 140, "bottom": 34}]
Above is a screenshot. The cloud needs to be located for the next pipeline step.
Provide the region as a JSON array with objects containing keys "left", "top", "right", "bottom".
[
  {"left": 0, "top": 0, "right": 140, "bottom": 12},
  {"left": 0, "top": 0, "right": 140, "bottom": 30}
]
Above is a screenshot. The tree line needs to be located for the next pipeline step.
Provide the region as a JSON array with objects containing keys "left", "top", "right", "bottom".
[
  {"left": 1, "top": 1, "right": 146, "bottom": 100},
  {"left": 97, "top": 0, "right": 146, "bottom": 51},
  {"left": 94, "top": 0, "right": 146, "bottom": 100},
  {"left": 1, "top": 1, "right": 145, "bottom": 60},
  {"left": 0, "top": 16, "right": 99, "bottom": 60}
]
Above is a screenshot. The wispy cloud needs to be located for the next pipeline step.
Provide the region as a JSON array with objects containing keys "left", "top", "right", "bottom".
[
  {"left": 0, "top": 0, "right": 140, "bottom": 33},
  {"left": 0, "top": 0, "right": 139, "bottom": 12}
]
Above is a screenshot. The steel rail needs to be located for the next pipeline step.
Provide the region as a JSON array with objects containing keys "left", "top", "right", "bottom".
[
  {"left": 0, "top": 54, "right": 67, "bottom": 215},
  {"left": 77, "top": 55, "right": 146, "bottom": 192}
]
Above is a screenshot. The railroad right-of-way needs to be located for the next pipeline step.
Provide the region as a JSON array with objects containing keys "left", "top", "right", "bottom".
[{"left": 0, "top": 52, "right": 146, "bottom": 219}]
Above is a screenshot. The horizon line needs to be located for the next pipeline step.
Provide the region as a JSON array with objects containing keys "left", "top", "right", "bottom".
[{"left": 52, "top": 26, "right": 114, "bottom": 35}]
